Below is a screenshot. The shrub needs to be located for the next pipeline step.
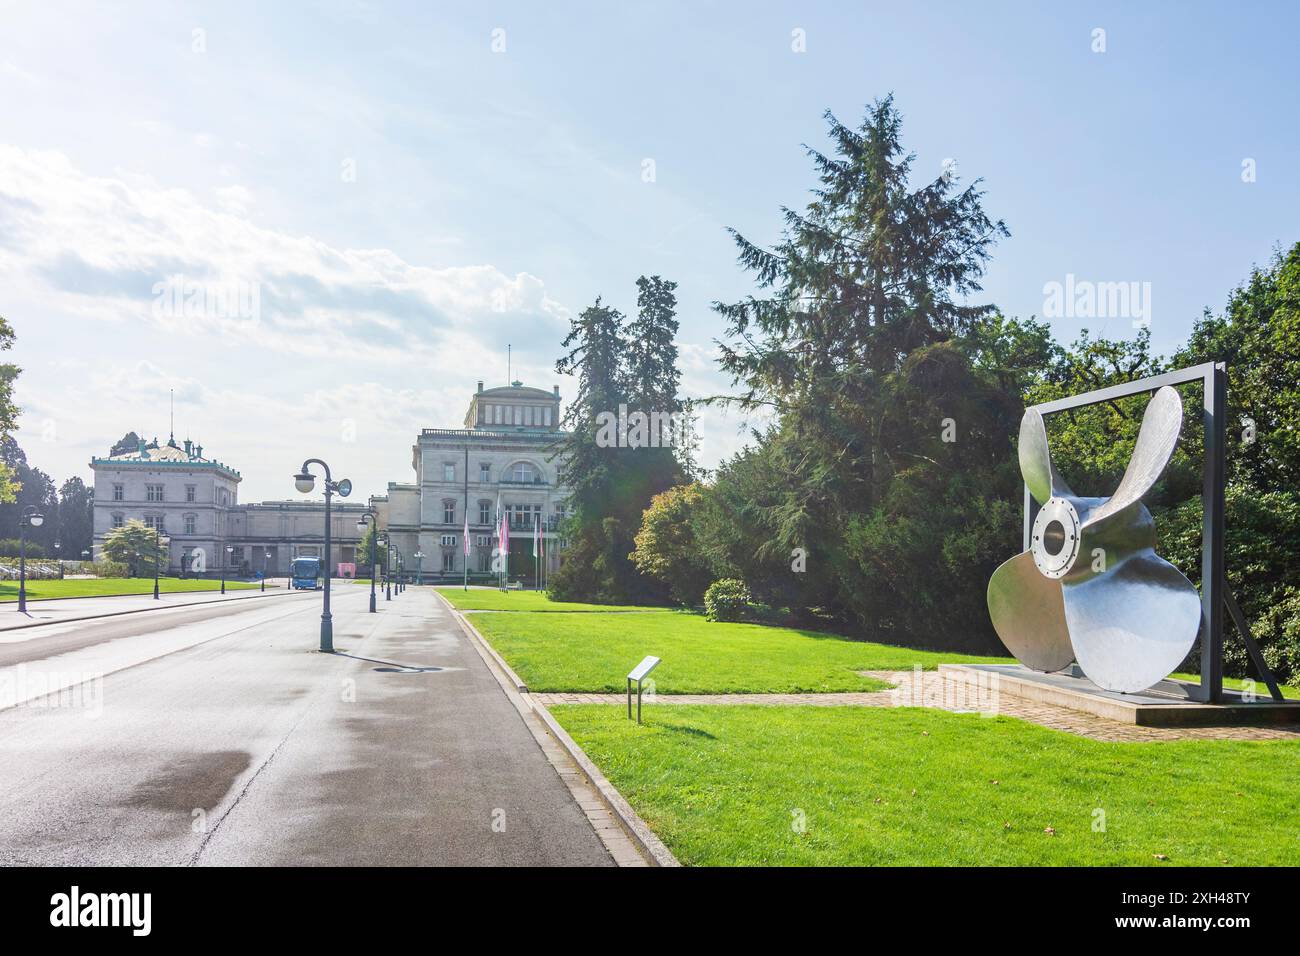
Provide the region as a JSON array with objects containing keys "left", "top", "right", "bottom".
[{"left": 704, "top": 578, "right": 752, "bottom": 622}]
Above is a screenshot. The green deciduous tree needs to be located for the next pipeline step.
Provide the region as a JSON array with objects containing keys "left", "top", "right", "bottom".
[
  {"left": 629, "top": 483, "right": 711, "bottom": 606},
  {"left": 101, "top": 519, "right": 168, "bottom": 577}
]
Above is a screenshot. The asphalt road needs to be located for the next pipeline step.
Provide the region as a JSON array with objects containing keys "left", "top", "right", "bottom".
[{"left": 0, "top": 586, "right": 613, "bottom": 866}]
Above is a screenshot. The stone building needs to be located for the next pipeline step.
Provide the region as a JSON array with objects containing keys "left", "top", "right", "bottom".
[
  {"left": 372, "top": 380, "right": 570, "bottom": 581},
  {"left": 90, "top": 435, "right": 366, "bottom": 577}
]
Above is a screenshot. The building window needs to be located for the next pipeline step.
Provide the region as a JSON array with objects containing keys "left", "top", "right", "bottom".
[
  {"left": 184, "top": 514, "right": 197, "bottom": 535},
  {"left": 479, "top": 462, "right": 490, "bottom": 483},
  {"left": 513, "top": 406, "right": 522, "bottom": 426},
  {"left": 508, "top": 461, "right": 535, "bottom": 483},
  {"left": 111, "top": 513, "right": 125, "bottom": 528},
  {"left": 231, "top": 546, "right": 244, "bottom": 565},
  {"left": 440, "top": 534, "right": 457, "bottom": 547},
  {"left": 478, "top": 501, "right": 491, "bottom": 524},
  {"left": 543, "top": 407, "right": 551, "bottom": 427},
  {"left": 524, "top": 405, "right": 534, "bottom": 426},
  {"left": 493, "top": 405, "right": 502, "bottom": 425},
  {"left": 443, "top": 500, "right": 455, "bottom": 523},
  {"left": 144, "top": 514, "right": 165, "bottom": 532},
  {"left": 185, "top": 485, "right": 196, "bottom": 503},
  {"left": 475, "top": 534, "right": 492, "bottom": 547},
  {"left": 112, "top": 483, "right": 124, "bottom": 501},
  {"left": 479, "top": 549, "right": 491, "bottom": 572},
  {"left": 443, "top": 462, "right": 455, "bottom": 482},
  {"left": 146, "top": 484, "right": 164, "bottom": 502},
  {"left": 442, "top": 551, "right": 455, "bottom": 572}
]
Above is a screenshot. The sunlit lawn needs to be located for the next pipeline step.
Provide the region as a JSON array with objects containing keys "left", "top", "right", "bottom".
[
  {"left": 554, "top": 704, "right": 1300, "bottom": 866},
  {"left": 0, "top": 578, "right": 261, "bottom": 602},
  {"left": 467, "top": 607, "right": 1009, "bottom": 694},
  {"left": 436, "top": 587, "right": 658, "bottom": 613}
]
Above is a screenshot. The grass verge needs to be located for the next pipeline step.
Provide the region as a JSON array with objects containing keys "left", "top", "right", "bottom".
[
  {"left": 553, "top": 703, "right": 1300, "bottom": 865},
  {"left": 470, "top": 608, "right": 1009, "bottom": 694},
  {"left": 0, "top": 578, "right": 261, "bottom": 602}
]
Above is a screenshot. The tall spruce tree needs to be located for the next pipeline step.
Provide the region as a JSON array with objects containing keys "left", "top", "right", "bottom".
[
  {"left": 550, "top": 298, "right": 633, "bottom": 601},
  {"left": 712, "top": 96, "right": 1015, "bottom": 645}
]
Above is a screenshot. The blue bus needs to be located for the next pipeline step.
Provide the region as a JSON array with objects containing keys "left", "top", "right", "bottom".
[{"left": 290, "top": 556, "right": 322, "bottom": 590}]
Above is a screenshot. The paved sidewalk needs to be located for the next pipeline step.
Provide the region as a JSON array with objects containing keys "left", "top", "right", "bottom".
[{"left": 535, "top": 670, "right": 1300, "bottom": 743}]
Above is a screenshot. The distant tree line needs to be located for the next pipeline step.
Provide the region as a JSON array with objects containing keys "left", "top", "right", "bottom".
[{"left": 0, "top": 317, "right": 95, "bottom": 560}]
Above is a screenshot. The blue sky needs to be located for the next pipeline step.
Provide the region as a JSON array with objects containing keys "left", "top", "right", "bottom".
[{"left": 2, "top": 1, "right": 1296, "bottom": 501}]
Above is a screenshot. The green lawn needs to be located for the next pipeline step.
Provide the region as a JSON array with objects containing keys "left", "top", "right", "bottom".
[
  {"left": 469, "top": 609, "right": 1009, "bottom": 694},
  {"left": 436, "top": 587, "right": 655, "bottom": 613},
  {"left": 555, "top": 704, "right": 1300, "bottom": 865},
  {"left": 0, "top": 578, "right": 261, "bottom": 602}
]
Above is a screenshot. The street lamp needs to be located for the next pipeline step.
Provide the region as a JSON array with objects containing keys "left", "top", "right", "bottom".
[
  {"left": 54, "top": 539, "right": 63, "bottom": 579},
  {"left": 152, "top": 530, "right": 170, "bottom": 599},
  {"left": 221, "top": 545, "right": 233, "bottom": 594},
  {"left": 414, "top": 550, "right": 424, "bottom": 587},
  {"left": 293, "top": 459, "right": 352, "bottom": 653},
  {"left": 263, "top": 551, "right": 271, "bottom": 591},
  {"left": 16, "top": 506, "right": 44, "bottom": 613},
  {"left": 397, "top": 549, "right": 404, "bottom": 593},
  {"left": 356, "top": 510, "right": 379, "bottom": 613}
]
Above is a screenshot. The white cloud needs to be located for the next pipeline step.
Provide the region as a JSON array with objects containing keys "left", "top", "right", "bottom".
[{"left": 0, "top": 145, "right": 570, "bottom": 365}]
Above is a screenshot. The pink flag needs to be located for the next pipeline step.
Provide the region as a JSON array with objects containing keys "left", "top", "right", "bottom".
[{"left": 463, "top": 509, "right": 470, "bottom": 557}]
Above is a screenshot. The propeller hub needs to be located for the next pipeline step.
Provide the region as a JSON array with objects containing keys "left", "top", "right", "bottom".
[{"left": 1031, "top": 497, "right": 1081, "bottom": 579}]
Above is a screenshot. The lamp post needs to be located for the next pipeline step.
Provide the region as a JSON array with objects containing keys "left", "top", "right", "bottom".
[
  {"left": 152, "top": 530, "right": 170, "bottom": 599},
  {"left": 382, "top": 535, "right": 391, "bottom": 601},
  {"left": 16, "top": 506, "right": 44, "bottom": 613},
  {"left": 263, "top": 551, "right": 271, "bottom": 591},
  {"left": 356, "top": 510, "right": 378, "bottom": 613},
  {"left": 294, "top": 459, "right": 353, "bottom": 653},
  {"left": 414, "top": 550, "right": 424, "bottom": 587},
  {"left": 221, "top": 545, "right": 233, "bottom": 594}
]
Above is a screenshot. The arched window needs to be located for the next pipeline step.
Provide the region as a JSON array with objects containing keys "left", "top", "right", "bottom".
[{"left": 507, "top": 461, "right": 535, "bottom": 483}]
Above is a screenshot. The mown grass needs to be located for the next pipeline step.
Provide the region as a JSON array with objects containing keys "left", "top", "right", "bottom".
[
  {"left": 0, "top": 578, "right": 261, "bottom": 602},
  {"left": 469, "top": 608, "right": 1009, "bottom": 694},
  {"left": 435, "top": 587, "right": 663, "bottom": 613},
  {"left": 554, "top": 703, "right": 1300, "bottom": 866}
]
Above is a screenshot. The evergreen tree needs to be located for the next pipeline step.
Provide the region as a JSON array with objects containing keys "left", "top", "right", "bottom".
[
  {"left": 57, "top": 476, "right": 94, "bottom": 558},
  {"left": 549, "top": 299, "right": 632, "bottom": 601},
  {"left": 711, "top": 96, "right": 1016, "bottom": 646}
]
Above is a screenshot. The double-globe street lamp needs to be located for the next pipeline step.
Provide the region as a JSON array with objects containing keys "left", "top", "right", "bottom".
[
  {"left": 221, "top": 545, "right": 234, "bottom": 594},
  {"left": 356, "top": 509, "right": 379, "bottom": 613},
  {"left": 262, "top": 550, "right": 271, "bottom": 591},
  {"left": 293, "top": 459, "right": 353, "bottom": 653},
  {"left": 16, "top": 505, "right": 44, "bottom": 613},
  {"left": 413, "top": 550, "right": 424, "bottom": 587},
  {"left": 152, "top": 528, "right": 171, "bottom": 599}
]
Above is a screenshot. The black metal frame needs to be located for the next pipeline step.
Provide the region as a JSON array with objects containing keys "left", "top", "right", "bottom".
[{"left": 1024, "top": 361, "right": 1280, "bottom": 704}]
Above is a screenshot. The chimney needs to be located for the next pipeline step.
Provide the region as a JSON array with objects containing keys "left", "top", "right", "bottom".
[
  {"left": 195, "top": 443, "right": 203, "bottom": 459},
  {"left": 184, "top": 438, "right": 193, "bottom": 456},
  {"left": 137, "top": 437, "right": 147, "bottom": 457},
  {"left": 477, "top": 380, "right": 483, "bottom": 393},
  {"left": 552, "top": 385, "right": 560, "bottom": 397}
]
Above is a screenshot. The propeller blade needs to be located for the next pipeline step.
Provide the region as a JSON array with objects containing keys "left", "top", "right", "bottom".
[
  {"left": 1060, "top": 551, "right": 1202, "bottom": 694},
  {"left": 1084, "top": 385, "right": 1183, "bottom": 527},
  {"left": 987, "top": 551, "right": 1075, "bottom": 672},
  {"left": 1018, "top": 408, "right": 1075, "bottom": 505}
]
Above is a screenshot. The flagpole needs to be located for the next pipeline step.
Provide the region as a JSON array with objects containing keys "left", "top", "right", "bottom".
[{"left": 463, "top": 444, "right": 468, "bottom": 591}]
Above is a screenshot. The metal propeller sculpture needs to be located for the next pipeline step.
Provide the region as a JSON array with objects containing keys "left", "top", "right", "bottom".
[{"left": 987, "top": 386, "right": 1203, "bottom": 694}]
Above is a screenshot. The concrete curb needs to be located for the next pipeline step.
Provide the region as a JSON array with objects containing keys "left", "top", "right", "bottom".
[
  {"left": 0, "top": 588, "right": 298, "bottom": 633},
  {"left": 436, "top": 591, "right": 680, "bottom": 868}
]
